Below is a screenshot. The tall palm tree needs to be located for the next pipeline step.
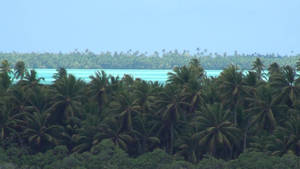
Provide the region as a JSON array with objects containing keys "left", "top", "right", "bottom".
[
  {"left": 109, "top": 91, "right": 140, "bottom": 131},
  {"left": 14, "top": 61, "right": 26, "bottom": 80},
  {"left": 132, "top": 80, "right": 156, "bottom": 115},
  {"left": 268, "top": 62, "right": 281, "bottom": 76},
  {"left": 131, "top": 116, "right": 160, "bottom": 154},
  {"left": 0, "top": 103, "right": 23, "bottom": 141},
  {"left": 270, "top": 65, "right": 300, "bottom": 106},
  {"left": 218, "top": 65, "right": 246, "bottom": 126},
  {"left": 251, "top": 58, "right": 265, "bottom": 80},
  {"left": 53, "top": 67, "right": 67, "bottom": 81},
  {"left": 72, "top": 115, "right": 102, "bottom": 153},
  {"left": 156, "top": 85, "right": 188, "bottom": 154},
  {"left": 88, "top": 70, "right": 109, "bottom": 113},
  {"left": 247, "top": 85, "right": 287, "bottom": 132},
  {"left": 176, "top": 132, "right": 201, "bottom": 163},
  {"left": 268, "top": 114, "right": 300, "bottom": 156},
  {"left": 0, "top": 60, "right": 11, "bottom": 73},
  {"left": 18, "top": 69, "right": 44, "bottom": 90},
  {"left": 193, "top": 103, "right": 241, "bottom": 159},
  {"left": 49, "top": 74, "right": 85, "bottom": 123}
]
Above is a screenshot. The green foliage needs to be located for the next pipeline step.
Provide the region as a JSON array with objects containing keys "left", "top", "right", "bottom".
[
  {"left": 0, "top": 58, "right": 300, "bottom": 168},
  {"left": 0, "top": 51, "right": 300, "bottom": 69}
]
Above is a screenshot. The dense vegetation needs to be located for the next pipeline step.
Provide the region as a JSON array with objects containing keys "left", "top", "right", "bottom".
[
  {"left": 1, "top": 50, "right": 300, "bottom": 69},
  {"left": 1, "top": 58, "right": 300, "bottom": 168}
]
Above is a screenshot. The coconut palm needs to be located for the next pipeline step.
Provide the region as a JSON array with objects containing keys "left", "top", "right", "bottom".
[
  {"left": 247, "top": 85, "right": 287, "bottom": 132},
  {"left": 251, "top": 58, "right": 265, "bottom": 80},
  {"left": 109, "top": 91, "right": 140, "bottom": 131},
  {"left": 218, "top": 65, "right": 247, "bottom": 126},
  {"left": 49, "top": 74, "right": 85, "bottom": 123},
  {"left": 268, "top": 114, "right": 300, "bottom": 156},
  {"left": 0, "top": 60, "right": 11, "bottom": 73},
  {"left": 131, "top": 116, "right": 160, "bottom": 154},
  {"left": 93, "top": 118, "right": 134, "bottom": 151},
  {"left": 14, "top": 61, "right": 26, "bottom": 80},
  {"left": 270, "top": 65, "right": 300, "bottom": 106},
  {"left": 53, "top": 67, "right": 67, "bottom": 81},
  {"left": 155, "top": 85, "right": 189, "bottom": 153},
  {"left": 23, "top": 111, "right": 63, "bottom": 151},
  {"left": 18, "top": 69, "right": 44, "bottom": 90},
  {"left": 176, "top": 132, "right": 201, "bottom": 163},
  {"left": 0, "top": 103, "right": 23, "bottom": 140},
  {"left": 193, "top": 103, "right": 241, "bottom": 159},
  {"left": 88, "top": 70, "right": 109, "bottom": 113}
]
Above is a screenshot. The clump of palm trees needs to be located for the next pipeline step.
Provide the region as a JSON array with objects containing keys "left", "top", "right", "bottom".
[{"left": 0, "top": 58, "right": 300, "bottom": 164}]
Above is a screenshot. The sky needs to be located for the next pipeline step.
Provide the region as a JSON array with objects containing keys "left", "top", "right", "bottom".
[{"left": 0, "top": 0, "right": 300, "bottom": 55}]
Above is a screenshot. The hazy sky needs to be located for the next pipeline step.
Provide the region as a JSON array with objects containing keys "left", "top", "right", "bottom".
[{"left": 1, "top": 0, "right": 300, "bottom": 54}]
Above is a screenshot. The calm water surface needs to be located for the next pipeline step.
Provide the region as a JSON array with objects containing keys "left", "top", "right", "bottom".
[{"left": 34, "top": 69, "right": 223, "bottom": 84}]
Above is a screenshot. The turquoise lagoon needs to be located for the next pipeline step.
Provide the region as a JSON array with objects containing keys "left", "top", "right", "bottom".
[{"left": 33, "top": 69, "right": 223, "bottom": 84}]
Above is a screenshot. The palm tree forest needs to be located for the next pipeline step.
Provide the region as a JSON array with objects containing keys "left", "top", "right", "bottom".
[{"left": 1, "top": 57, "right": 300, "bottom": 169}]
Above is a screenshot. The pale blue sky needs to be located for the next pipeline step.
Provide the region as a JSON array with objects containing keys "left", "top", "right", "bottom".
[{"left": 0, "top": 0, "right": 299, "bottom": 54}]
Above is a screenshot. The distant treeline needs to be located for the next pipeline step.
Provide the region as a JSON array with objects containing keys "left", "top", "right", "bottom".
[{"left": 1, "top": 50, "right": 299, "bottom": 69}]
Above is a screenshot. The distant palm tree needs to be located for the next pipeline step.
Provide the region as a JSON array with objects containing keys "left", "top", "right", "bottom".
[
  {"left": 251, "top": 58, "right": 265, "bottom": 80},
  {"left": 14, "top": 61, "right": 26, "bottom": 80}
]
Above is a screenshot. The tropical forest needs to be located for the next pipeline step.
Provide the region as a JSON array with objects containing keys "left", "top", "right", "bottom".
[
  {"left": 0, "top": 50, "right": 299, "bottom": 69},
  {"left": 0, "top": 57, "right": 300, "bottom": 169}
]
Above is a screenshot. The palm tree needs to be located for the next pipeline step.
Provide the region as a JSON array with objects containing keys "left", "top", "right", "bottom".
[
  {"left": 109, "top": 91, "right": 140, "bottom": 131},
  {"left": 156, "top": 85, "right": 188, "bottom": 154},
  {"left": 218, "top": 65, "right": 246, "bottom": 126},
  {"left": 0, "top": 70, "right": 11, "bottom": 92},
  {"left": 247, "top": 85, "right": 287, "bottom": 132},
  {"left": 49, "top": 74, "right": 85, "bottom": 123},
  {"left": 0, "top": 60, "right": 11, "bottom": 73},
  {"left": 268, "top": 114, "right": 300, "bottom": 156},
  {"left": 268, "top": 62, "right": 281, "bottom": 76},
  {"left": 176, "top": 132, "right": 201, "bottom": 163},
  {"left": 0, "top": 103, "right": 23, "bottom": 141},
  {"left": 251, "top": 58, "right": 265, "bottom": 80},
  {"left": 93, "top": 118, "right": 134, "bottom": 151},
  {"left": 72, "top": 115, "right": 102, "bottom": 153},
  {"left": 131, "top": 116, "right": 160, "bottom": 154},
  {"left": 88, "top": 70, "right": 109, "bottom": 113},
  {"left": 23, "top": 111, "right": 63, "bottom": 151},
  {"left": 53, "top": 67, "right": 67, "bottom": 81},
  {"left": 193, "top": 103, "right": 241, "bottom": 159},
  {"left": 14, "top": 61, "right": 26, "bottom": 80},
  {"left": 19, "top": 69, "right": 44, "bottom": 90},
  {"left": 132, "top": 80, "right": 156, "bottom": 115},
  {"left": 270, "top": 65, "right": 300, "bottom": 106},
  {"left": 7, "top": 87, "right": 30, "bottom": 116}
]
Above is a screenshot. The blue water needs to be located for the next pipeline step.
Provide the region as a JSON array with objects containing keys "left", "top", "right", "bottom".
[{"left": 33, "top": 69, "right": 223, "bottom": 84}]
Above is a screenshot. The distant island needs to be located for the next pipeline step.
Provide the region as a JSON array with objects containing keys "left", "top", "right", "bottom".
[{"left": 1, "top": 50, "right": 299, "bottom": 69}]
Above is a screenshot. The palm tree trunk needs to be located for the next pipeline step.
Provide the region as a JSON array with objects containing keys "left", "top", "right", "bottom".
[
  {"left": 233, "top": 104, "right": 238, "bottom": 126},
  {"left": 243, "top": 120, "right": 252, "bottom": 152},
  {"left": 170, "top": 123, "right": 174, "bottom": 154}
]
